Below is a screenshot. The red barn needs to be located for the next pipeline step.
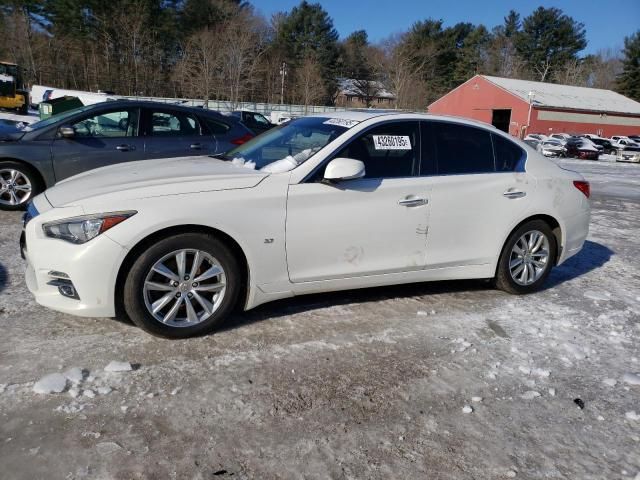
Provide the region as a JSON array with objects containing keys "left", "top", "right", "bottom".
[{"left": 428, "top": 75, "right": 640, "bottom": 138}]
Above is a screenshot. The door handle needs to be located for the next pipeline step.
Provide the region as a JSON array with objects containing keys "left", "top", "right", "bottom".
[
  {"left": 398, "top": 196, "right": 428, "bottom": 207},
  {"left": 190, "top": 143, "right": 202, "bottom": 150},
  {"left": 116, "top": 144, "right": 134, "bottom": 152},
  {"left": 503, "top": 189, "right": 526, "bottom": 199}
]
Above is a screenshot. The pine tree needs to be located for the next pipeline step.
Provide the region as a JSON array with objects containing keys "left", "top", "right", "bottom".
[
  {"left": 616, "top": 31, "right": 640, "bottom": 101},
  {"left": 515, "top": 7, "right": 586, "bottom": 82},
  {"left": 275, "top": 1, "right": 339, "bottom": 103}
]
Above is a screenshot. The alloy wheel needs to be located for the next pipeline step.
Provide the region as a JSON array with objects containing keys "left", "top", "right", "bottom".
[
  {"left": 0, "top": 169, "right": 32, "bottom": 206},
  {"left": 143, "top": 249, "right": 226, "bottom": 327},
  {"left": 508, "top": 230, "right": 550, "bottom": 286}
]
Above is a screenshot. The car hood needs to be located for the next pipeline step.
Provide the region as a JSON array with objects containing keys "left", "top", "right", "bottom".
[{"left": 45, "top": 156, "right": 268, "bottom": 207}]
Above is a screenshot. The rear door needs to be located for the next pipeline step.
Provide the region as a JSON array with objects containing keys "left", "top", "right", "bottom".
[
  {"left": 421, "top": 121, "right": 534, "bottom": 268},
  {"left": 51, "top": 107, "right": 146, "bottom": 181},
  {"left": 142, "top": 107, "right": 212, "bottom": 158}
]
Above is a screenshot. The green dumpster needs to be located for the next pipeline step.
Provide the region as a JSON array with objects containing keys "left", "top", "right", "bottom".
[{"left": 38, "top": 96, "right": 84, "bottom": 119}]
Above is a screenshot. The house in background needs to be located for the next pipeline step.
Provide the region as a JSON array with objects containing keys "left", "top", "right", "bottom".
[
  {"left": 335, "top": 78, "right": 395, "bottom": 109},
  {"left": 428, "top": 75, "right": 640, "bottom": 138}
]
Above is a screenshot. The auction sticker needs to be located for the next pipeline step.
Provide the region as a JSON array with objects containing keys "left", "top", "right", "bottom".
[
  {"left": 372, "top": 135, "right": 412, "bottom": 150},
  {"left": 323, "top": 118, "right": 360, "bottom": 128}
]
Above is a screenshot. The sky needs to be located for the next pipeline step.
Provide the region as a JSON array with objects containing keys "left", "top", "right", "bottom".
[{"left": 255, "top": 0, "right": 639, "bottom": 54}]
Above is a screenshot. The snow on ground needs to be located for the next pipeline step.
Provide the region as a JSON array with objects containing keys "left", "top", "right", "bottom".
[
  {"left": 0, "top": 110, "right": 39, "bottom": 125},
  {"left": 0, "top": 159, "right": 639, "bottom": 478}
]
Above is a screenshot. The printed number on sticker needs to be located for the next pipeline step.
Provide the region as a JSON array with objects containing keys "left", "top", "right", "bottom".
[{"left": 372, "top": 135, "right": 412, "bottom": 150}]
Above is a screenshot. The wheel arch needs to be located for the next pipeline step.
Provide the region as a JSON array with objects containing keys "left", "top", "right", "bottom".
[
  {"left": 0, "top": 157, "right": 46, "bottom": 190},
  {"left": 495, "top": 214, "right": 563, "bottom": 276},
  {"left": 114, "top": 224, "right": 250, "bottom": 318}
]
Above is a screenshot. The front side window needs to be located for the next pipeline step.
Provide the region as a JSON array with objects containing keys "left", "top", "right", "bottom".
[
  {"left": 71, "top": 109, "right": 138, "bottom": 138},
  {"left": 150, "top": 111, "right": 199, "bottom": 136},
  {"left": 332, "top": 121, "right": 419, "bottom": 179},
  {"left": 433, "top": 122, "right": 494, "bottom": 175}
]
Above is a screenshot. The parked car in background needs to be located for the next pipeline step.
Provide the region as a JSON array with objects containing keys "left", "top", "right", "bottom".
[
  {"left": 610, "top": 136, "right": 630, "bottom": 143},
  {"left": 586, "top": 137, "right": 616, "bottom": 155},
  {"left": 538, "top": 139, "right": 567, "bottom": 157},
  {"left": 550, "top": 133, "right": 572, "bottom": 144},
  {"left": 270, "top": 111, "right": 293, "bottom": 125},
  {"left": 628, "top": 135, "right": 640, "bottom": 143},
  {"left": 611, "top": 138, "right": 640, "bottom": 163},
  {"left": 0, "top": 100, "right": 254, "bottom": 210},
  {"left": 22, "top": 111, "right": 590, "bottom": 338},
  {"left": 230, "top": 110, "right": 273, "bottom": 135},
  {"left": 524, "top": 133, "right": 547, "bottom": 142},
  {"left": 523, "top": 138, "right": 541, "bottom": 150},
  {"left": 565, "top": 137, "right": 600, "bottom": 160}
]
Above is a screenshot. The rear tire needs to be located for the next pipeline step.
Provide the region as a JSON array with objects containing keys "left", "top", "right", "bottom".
[
  {"left": 0, "top": 160, "right": 42, "bottom": 211},
  {"left": 494, "top": 220, "right": 557, "bottom": 295},
  {"left": 123, "top": 233, "right": 241, "bottom": 338}
]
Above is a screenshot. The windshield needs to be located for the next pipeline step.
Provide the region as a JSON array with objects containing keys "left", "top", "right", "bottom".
[
  {"left": 22, "top": 104, "right": 97, "bottom": 132},
  {"left": 221, "top": 116, "right": 352, "bottom": 173}
]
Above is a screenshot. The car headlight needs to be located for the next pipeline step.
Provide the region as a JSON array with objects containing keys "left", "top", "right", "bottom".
[{"left": 43, "top": 211, "right": 136, "bottom": 244}]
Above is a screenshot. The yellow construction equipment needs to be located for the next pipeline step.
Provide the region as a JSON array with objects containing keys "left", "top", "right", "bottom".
[{"left": 0, "top": 61, "right": 29, "bottom": 114}]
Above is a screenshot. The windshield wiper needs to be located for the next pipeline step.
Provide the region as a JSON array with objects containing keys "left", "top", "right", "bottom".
[{"left": 209, "top": 153, "right": 230, "bottom": 161}]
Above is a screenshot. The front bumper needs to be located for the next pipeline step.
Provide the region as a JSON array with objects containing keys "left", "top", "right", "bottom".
[{"left": 24, "top": 220, "right": 127, "bottom": 318}]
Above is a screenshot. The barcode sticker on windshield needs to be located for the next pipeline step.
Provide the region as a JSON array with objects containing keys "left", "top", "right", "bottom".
[
  {"left": 372, "top": 135, "right": 412, "bottom": 150},
  {"left": 323, "top": 118, "right": 360, "bottom": 128}
]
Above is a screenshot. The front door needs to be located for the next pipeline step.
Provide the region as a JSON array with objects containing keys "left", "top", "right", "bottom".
[
  {"left": 51, "top": 108, "right": 146, "bottom": 181},
  {"left": 286, "top": 120, "right": 431, "bottom": 283}
]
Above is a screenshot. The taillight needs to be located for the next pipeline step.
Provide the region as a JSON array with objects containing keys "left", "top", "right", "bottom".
[
  {"left": 231, "top": 133, "right": 253, "bottom": 145},
  {"left": 573, "top": 180, "right": 590, "bottom": 198}
]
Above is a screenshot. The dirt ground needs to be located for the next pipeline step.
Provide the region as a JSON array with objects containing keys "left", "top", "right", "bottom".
[{"left": 0, "top": 158, "right": 639, "bottom": 479}]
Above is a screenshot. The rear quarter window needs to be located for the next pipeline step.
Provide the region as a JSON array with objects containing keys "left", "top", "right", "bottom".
[{"left": 492, "top": 134, "right": 526, "bottom": 172}]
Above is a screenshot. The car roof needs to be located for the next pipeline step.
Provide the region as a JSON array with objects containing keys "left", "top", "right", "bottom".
[
  {"left": 308, "top": 110, "right": 500, "bottom": 130},
  {"left": 94, "top": 99, "right": 236, "bottom": 119},
  {"left": 91, "top": 99, "right": 239, "bottom": 122}
]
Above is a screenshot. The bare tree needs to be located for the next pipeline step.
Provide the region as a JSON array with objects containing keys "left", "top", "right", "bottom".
[
  {"left": 378, "top": 35, "right": 429, "bottom": 110},
  {"left": 174, "top": 29, "right": 220, "bottom": 105},
  {"left": 294, "top": 54, "right": 325, "bottom": 112}
]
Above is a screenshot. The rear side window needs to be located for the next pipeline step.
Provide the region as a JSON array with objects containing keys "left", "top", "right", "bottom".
[
  {"left": 203, "top": 118, "right": 231, "bottom": 135},
  {"left": 333, "top": 121, "right": 419, "bottom": 179},
  {"left": 150, "top": 110, "right": 199, "bottom": 136},
  {"left": 433, "top": 122, "right": 494, "bottom": 175},
  {"left": 492, "top": 134, "right": 526, "bottom": 171}
]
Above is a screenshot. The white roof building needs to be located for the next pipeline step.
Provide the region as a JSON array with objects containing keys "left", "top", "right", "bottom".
[{"left": 482, "top": 75, "right": 640, "bottom": 116}]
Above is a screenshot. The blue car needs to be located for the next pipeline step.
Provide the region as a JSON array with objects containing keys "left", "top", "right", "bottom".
[{"left": 0, "top": 100, "right": 254, "bottom": 210}]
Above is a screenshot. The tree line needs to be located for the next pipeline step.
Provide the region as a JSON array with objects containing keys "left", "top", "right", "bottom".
[{"left": 1, "top": 0, "right": 639, "bottom": 109}]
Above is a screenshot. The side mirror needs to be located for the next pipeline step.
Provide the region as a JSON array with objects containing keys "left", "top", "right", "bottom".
[
  {"left": 59, "top": 126, "right": 75, "bottom": 138},
  {"left": 323, "top": 157, "right": 365, "bottom": 182}
]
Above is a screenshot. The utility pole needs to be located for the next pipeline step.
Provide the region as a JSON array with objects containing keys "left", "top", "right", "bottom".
[
  {"left": 280, "top": 62, "right": 287, "bottom": 105},
  {"left": 526, "top": 90, "right": 535, "bottom": 138}
]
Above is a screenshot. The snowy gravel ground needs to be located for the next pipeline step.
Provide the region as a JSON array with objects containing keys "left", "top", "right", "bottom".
[{"left": 0, "top": 159, "right": 639, "bottom": 479}]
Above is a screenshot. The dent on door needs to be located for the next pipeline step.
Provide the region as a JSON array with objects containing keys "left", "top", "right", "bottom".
[{"left": 285, "top": 177, "right": 432, "bottom": 283}]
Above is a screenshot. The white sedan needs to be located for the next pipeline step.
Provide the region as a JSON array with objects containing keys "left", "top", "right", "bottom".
[{"left": 22, "top": 112, "right": 591, "bottom": 338}]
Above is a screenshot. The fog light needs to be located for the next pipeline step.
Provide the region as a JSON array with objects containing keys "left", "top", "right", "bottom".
[{"left": 46, "top": 272, "right": 79, "bottom": 300}]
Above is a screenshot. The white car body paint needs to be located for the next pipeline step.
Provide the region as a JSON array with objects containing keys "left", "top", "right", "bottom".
[{"left": 23, "top": 112, "right": 590, "bottom": 318}]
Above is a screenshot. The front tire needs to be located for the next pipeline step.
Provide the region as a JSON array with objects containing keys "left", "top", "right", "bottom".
[
  {"left": 123, "top": 233, "right": 241, "bottom": 338},
  {"left": 0, "top": 161, "right": 41, "bottom": 211},
  {"left": 494, "top": 220, "right": 557, "bottom": 295}
]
